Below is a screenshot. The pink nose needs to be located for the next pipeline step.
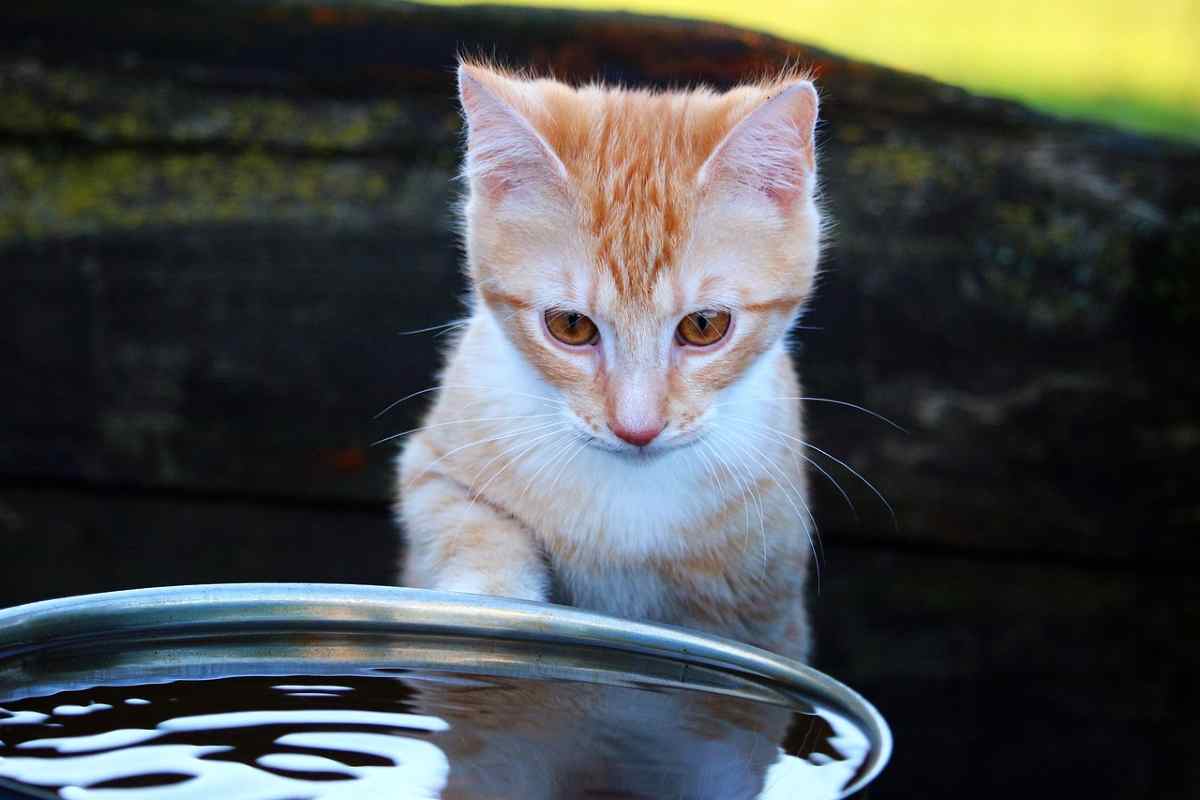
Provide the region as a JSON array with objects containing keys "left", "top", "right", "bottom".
[{"left": 609, "top": 420, "right": 665, "bottom": 448}]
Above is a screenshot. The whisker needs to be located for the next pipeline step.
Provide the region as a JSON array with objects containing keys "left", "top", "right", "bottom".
[
  {"left": 709, "top": 429, "right": 769, "bottom": 578},
  {"left": 732, "top": 416, "right": 898, "bottom": 530},
  {"left": 374, "top": 383, "right": 566, "bottom": 420},
  {"left": 726, "top": 427, "right": 818, "bottom": 533},
  {"left": 727, "top": 416, "right": 857, "bottom": 519},
  {"left": 397, "top": 319, "right": 469, "bottom": 336},
  {"left": 371, "top": 412, "right": 561, "bottom": 448},
  {"left": 549, "top": 444, "right": 594, "bottom": 543},
  {"left": 691, "top": 437, "right": 727, "bottom": 499},
  {"left": 774, "top": 431, "right": 829, "bottom": 567},
  {"left": 404, "top": 419, "right": 567, "bottom": 488},
  {"left": 433, "top": 325, "right": 468, "bottom": 340},
  {"left": 797, "top": 438, "right": 898, "bottom": 530},
  {"left": 467, "top": 426, "right": 571, "bottom": 504},
  {"left": 517, "top": 431, "right": 583, "bottom": 504},
  {"left": 546, "top": 436, "right": 591, "bottom": 496},
  {"left": 695, "top": 435, "right": 756, "bottom": 554},
  {"left": 786, "top": 397, "right": 907, "bottom": 433},
  {"left": 719, "top": 425, "right": 822, "bottom": 591},
  {"left": 374, "top": 386, "right": 442, "bottom": 420},
  {"left": 714, "top": 395, "right": 907, "bottom": 433},
  {"left": 451, "top": 426, "right": 571, "bottom": 538},
  {"left": 699, "top": 436, "right": 752, "bottom": 547}
]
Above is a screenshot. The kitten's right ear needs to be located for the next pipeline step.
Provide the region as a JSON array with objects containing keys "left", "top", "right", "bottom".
[
  {"left": 697, "top": 81, "right": 819, "bottom": 212},
  {"left": 457, "top": 65, "right": 569, "bottom": 203}
]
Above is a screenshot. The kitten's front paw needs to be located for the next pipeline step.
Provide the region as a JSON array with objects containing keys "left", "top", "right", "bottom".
[{"left": 434, "top": 569, "right": 547, "bottom": 604}]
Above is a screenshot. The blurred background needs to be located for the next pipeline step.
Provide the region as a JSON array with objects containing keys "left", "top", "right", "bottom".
[
  {"left": 443, "top": 0, "right": 1200, "bottom": 142},
  {"left": 1, "top": 1, "right": 1197, "bottom": 798}
]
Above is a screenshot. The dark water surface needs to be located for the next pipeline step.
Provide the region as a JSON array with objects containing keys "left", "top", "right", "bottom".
[{"left": 0, "top": 672, "right": 868, "bottom": 799}]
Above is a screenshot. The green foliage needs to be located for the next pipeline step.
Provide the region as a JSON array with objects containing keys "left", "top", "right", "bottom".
[{"left": 438, "top": 0, "right": 1200, "bottom": 142}]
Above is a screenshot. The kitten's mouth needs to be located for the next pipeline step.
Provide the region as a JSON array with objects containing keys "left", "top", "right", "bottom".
[{"left": 596, "top": 433, "right": 701, "bottom": 460}]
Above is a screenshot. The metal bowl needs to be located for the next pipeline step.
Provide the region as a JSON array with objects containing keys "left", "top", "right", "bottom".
[{"left": 0, "top": 583, "right": 891, "bottom": 798}]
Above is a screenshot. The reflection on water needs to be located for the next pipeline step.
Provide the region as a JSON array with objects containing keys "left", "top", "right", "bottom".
[{"left": 0, "top": 673, "right": 869, "bottom": 799}]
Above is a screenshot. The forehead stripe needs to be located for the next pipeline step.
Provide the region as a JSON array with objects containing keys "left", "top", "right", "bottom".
[
  {"left": 481, "top": 287, "right": 534, "bottom": 310},
  {"left": 741, "top": 296, "right": 805, "bottom": 313}
]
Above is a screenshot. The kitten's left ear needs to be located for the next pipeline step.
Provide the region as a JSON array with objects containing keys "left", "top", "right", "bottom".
[
  {"left": 457, "top": 65, "right": 570, "bottom": 203},
  {"left": 697, "top": 82, "right": 819, "bottom": 210}
]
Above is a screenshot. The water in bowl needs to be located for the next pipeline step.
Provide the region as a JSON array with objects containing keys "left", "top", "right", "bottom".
[{"left": 1, "top": 670, "right": 869, "bottom": 799}]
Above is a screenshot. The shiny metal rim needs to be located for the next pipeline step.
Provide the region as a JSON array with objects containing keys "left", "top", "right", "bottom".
[{"left": 0, "top": 583, "right": 891, "bottom": 795}]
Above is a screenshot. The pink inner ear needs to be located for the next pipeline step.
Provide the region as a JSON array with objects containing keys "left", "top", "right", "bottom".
[
  {"left": 477, "top": 165, "right": 519, "bottom": 202},
  {"left": 458, "top": 68, "right": 567, "bottom": 203},
  {"left": 701, "top": 82, "right": 819, "bottom": 211}
]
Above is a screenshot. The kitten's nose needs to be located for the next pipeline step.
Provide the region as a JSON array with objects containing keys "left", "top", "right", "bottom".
[{"left": 609, "top": 420, "right": 666, "bottom": 448}]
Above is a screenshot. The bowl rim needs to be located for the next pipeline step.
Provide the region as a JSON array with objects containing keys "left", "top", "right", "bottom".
[{"left": 0, "top": 582, "right": 891, "bottom": 796}]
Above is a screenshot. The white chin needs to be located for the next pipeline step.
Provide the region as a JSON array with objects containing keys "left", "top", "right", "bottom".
[{"left": 603, "top": 436, "right": 697, "bottom": 459}]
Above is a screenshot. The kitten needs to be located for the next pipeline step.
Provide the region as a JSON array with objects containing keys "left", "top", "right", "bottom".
[{"left": 397, "top": 61, "right": 822, "bottom": 660}]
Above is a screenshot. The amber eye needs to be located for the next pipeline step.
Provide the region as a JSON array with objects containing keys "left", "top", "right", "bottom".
[
  {"left": 545, "top": 310, "right": 599, "bottom": 346},
  {"left": 676, "top": 309, "right": 732, "bottom": 347}
]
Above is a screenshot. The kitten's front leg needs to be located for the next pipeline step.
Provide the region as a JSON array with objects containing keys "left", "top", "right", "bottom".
[{"left": 398, "top": 469, "right": 549, "bottom": 602}]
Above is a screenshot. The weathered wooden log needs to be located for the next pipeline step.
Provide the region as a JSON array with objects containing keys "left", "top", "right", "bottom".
[{"left": 2, "top": 0, "right": 1197, "bottom": 569}]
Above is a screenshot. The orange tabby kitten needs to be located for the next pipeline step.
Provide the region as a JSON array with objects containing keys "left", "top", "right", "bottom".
[{"left": 397, "top": 61, "right": 821, "bottom": 660}]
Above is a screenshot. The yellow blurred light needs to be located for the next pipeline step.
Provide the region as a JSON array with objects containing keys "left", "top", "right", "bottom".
[{"left": 430, "top": 0, "right": 1200, "bottom": 141}]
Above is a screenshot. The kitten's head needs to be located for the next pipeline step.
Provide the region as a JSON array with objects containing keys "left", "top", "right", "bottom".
[{"left": 457, "top": 61, "right": 821, "bottom": 455}]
